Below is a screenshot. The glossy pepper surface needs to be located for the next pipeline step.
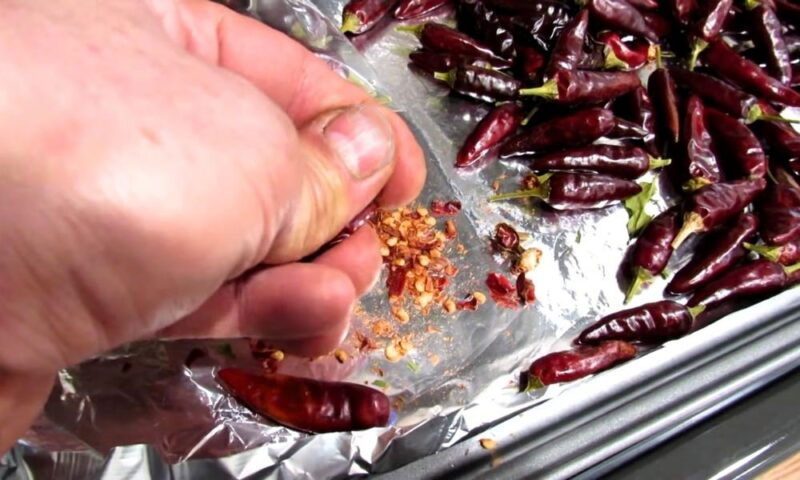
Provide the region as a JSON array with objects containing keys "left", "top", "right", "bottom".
[
  {"left": 490, "top": 172, "right": 642, "bottom": 210},
  {"left": 528, "top": 341, "right": 637, "bottom": 386},
  {"left": 614, "top": 87, "right": 658, "bottom": 155},
  {"left": 626, "top": 207, "right": 682, "bottom": 301},
  {"left": 577, "top": 300, "right": 699, "bottom": 345},
  {"left": 680, "top": 95, "right": 721, "bottom": 191},
  {"left": 757, "top": 183, "right": 800, "bottom": 245},
  {"left": 500, "top": 107, "right": 616, "bottom": 157},
  {"left": 435, "top": 65, "right": 521, "bottom": 102},
  {"left": 341, "top": 0, "right": 397, "bottom": 34},
  {"left": 457, "top": 102, "right": 524, "bottom": 167},
  {"left": 527, "top": 145, "right": 669, "bottom": 179},
  {"left": 394, "top": 0, "right": 449, "bottom": 19},
  {"left": 583, "top": 0, "right": 658, "bottom": 41}
]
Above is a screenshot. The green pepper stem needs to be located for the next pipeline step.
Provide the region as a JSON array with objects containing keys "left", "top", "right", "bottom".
[
  {"left": 520, "top": 106, "right": 538, "bottom": 126},
  {"left": 604, "top": 50, "right": 628, "bottom": 70},
  {"left": 654, "top": 44, "right": 664, "bottom": 69},
  {"left": 744, "top": 242, "right": 783, "bottom": 263},
  {"left": 625, "top": 267, "right": 652, "bottom": 304},
  {"left": 672, "top": 212, "right": 704, "bottom": 249},
  {"left": 682, "top": 176, "right": 712, "bottom": 193},
  {"left": 784, "top": 262, "right": 800, "bottom": 275},
  {"left": 688, "top": 39, "right": 708, "bottom": 71},
  {"left": 340, "top": 14, "right": 361, "bottom": 34},
  {"left": 688, "top": 304, "right": 706, "bottom": 319},
  {"left": 744, "top": 0, "right": 760, "bottom": 9},
  {"left": 433, "top": 70, "right": 455, "bottom": 88},
  {"left": 519, "top": 79, "right": 559, "bottom": 100},
  {"left": 648, "top": 156, "right": 672, "bottom": 170},
  {"left": 746, "top": 104, "right": 800, "bottom": 124},
  {"left": 395, "top": 24, "right": 424, "bottom": 36},
  {"left": 524, "top": 375, "right": 545, "bottom": 392}
]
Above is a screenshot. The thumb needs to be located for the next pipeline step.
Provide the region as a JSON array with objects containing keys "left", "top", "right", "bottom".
[{"left": 265, "top": 103, "right": 397, "bottom": 264}]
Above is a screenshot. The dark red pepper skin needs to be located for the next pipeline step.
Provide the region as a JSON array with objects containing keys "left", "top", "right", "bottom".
[
  {"left": 680, "top": 95, "right": 721, "bottom": 188},
  {"left": 692, "top": 0, "right": 734, "bottom": 41},
  {"left": 667, "top": 212, "right": 758, "bottom": 294},
  {"left": 748, "top": 3, "right": 792, "bottom": 85},
  {"left": 218, "top": 368, "right": 391, "bottom": 433},
  {"left": 545, "top": 8, "right": 590, "bottom": 78},
  {"left": 456, "top": 102, "right": 524, "bottom": 167},
  {"left": 515, "top": 46, "right": 547, "bottom": 81},
  {"left": 408, "top": 51, "right": 500, "bottom": 76},
  {"left": 577, "top": 301, "right": 694, "bottom": 345},
  {"left": 528, "top": 341, "right": 637, "bottom": 385},
  {"left": 648, "top": 68, "right": 682, "bottom": 152},
  {"left": 669, "top": 68, "right": 759, "bottom": 119},
  {"left": 773, "top": 0, "right": 800, "bottom": 23},
  {"left": 702, "top": 40, "right": 800, "bottom": 106},
  {"left": 549, "top": 69, "right": 642, "bottom": 105},
  {"left": 445, "top": 65, "right": 522, "bottom": 102},
  {"left": 499, "top": 107, "right": 616, "bottom": 157},
  {"left": 394, "top": 0, "right": 449, "bottom": 20},
  {"left": 757, "top": 183, "right": 800, "bottom": 245},
  {"left": 754, "top": 103, "right": 800, "bottom": 162},
  {"left": 544, "top": 172, "right": 643, "bottom": 209},
  {"left": 672, "top": 0, "right": 698, "bottom": 24},
  {"left": 457, "top": 0, "right": 516, "bottom": 59},
  {"left": 642, "top": 11, "right": 675, "bottom": 38},
  {"left": 419, "top": 23, "right": 508, "bottom": 63},
  {"left": 587, "top": 0, "right": 659, "bottom": 42},
  {"left": 528, "top": 145, "right": 658, "bottom": 179},
  {"left": 342, "top": 0, "right": 397, "bottom": 35},
  {"left": 632, "top": 207, "right": 681, "bottom": 275},
  {"left": 614, "top": 87, "right": 658, "bottom": 156},
  {"left": 501, "top": 3, "right": 575, "bottom": 53},
  {"left": 687, "top": 258, "right": 788, "bottom": 309},
  {"left": 704, "top": 108, "right": 767, "bottom": 179}
]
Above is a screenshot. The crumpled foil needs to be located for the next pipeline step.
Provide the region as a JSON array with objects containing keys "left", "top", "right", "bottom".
[{"left": 3, "top": 1, "right": 799, "bottom": 478}]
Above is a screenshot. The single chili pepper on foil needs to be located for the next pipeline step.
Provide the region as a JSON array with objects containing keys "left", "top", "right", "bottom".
[
  {"left": 527, "top": 341, "right": 637, "bottom": 387},
  {"left": 672, "top": 0, "right": 698, "bottom": 25},
  {"left": 408, "top": 51, "right": 500, "bottom": 76},
  {"left": 596, "top": 32, "right": 657, "bottom": 71},
  {"left": 492, "top": 222, "right": 523, "bottom": 254},
  {"left": 704, "top": 107, "right": 768, "bottom": 179},
  {"left": 626, "top": 206, "right": 682, "bottom": 302},
  {"left": 457, "top": 102, "right": 524, "bottom": 167},
  {"left": 341, "top": 0, "right": 397, "bottom": 34},
  {"left": 499, "top": 107, "right": 616, "bottom": 157},
  {"left": 702, "top": 40, "right": 800, "bottom": 106},
  {"left": 671, "top": 177, "right": 767, "bottom": 248},
  {"left": 579, "top": 0, "right": 658, "bottom": 42},
  {"left": 545, "top": 8, "right": 590, "bottom": 78},
  {"left": 399, "top": 23, "right": 508, "bottom": 63},
  {"left": 687, "top": 258, "right": 800, "bottom": 310},
  {"left": 746, "top": 238, "right": 800, "bottom": 265},
  {"left": 649, "top": 66, "right": 682, "bottom": 152},
  {"left": 515, "top": 46, "right": 547, "bottom": 81},
  {"left": 519, "top": 69, "right": 641, "bottom": 105},
  {"left": 218, "top": 368, "right": 391, "bottom": 433},
  {"left": 527, "top": 145, "right": 670, "bottom": 179},
  {"left": 489, "top": 172, "right": 643, "bottom": 210},
  {"left": 577, "top": 300, "right": 703, "bottom": 345},
  {"left": 434, "top": 65, "right": 521, "bottom": 102},
  {"left": 680, "top": 95, "right": 721, "bottom": 191},
  {"left": 614, "top": 87, "right": 658, "bottom": 155},
  {"left": 773, "top": 0, "right": 800, "bottom": 22},
  {"left": 457, "top": 0, "right": 517, "bottom": 59},
  {"left": 746, "top": 0, "right": 792, "bottom": 85},
  {"left": 394, "top": 0, "right": 449, "bottom": 20},
  {"left": 666, "top": 212, "right": 758, "bottom": 294},
  {"left": 687, "top": 0, "right": 734, "bottom": 69},
  {"left": 757, "top": 182, "right": 800, "bottom": 245},
  {"left": 430, "top": 199, "right": 462, "bottom": 215}
]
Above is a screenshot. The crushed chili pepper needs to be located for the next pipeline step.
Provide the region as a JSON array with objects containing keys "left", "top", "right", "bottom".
[
  {"left": 486, "top": 272, "right": 520, "bottom": 309},
  {"left": 430, "top": 199, "right": 462, "bottom": 215},
  {"left": 516, "top": 273, "right": 536, "bottom": 305}
]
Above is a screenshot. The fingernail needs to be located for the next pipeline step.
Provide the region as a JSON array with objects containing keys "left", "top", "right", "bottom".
[{"left": 323, "top": 104, "right": 395, "bottom": 180}]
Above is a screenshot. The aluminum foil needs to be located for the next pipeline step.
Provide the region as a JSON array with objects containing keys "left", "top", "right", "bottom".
[{"left": 3, "top": 1, "right": 799, "bottom": 478}]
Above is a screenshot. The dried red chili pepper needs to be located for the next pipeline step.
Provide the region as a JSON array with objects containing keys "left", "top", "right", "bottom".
[
  {"left": 757, "top": 182, "right": 800, "bottom": 245},
  {"left": 500, "top": 2, "right": 575, "bottom": 53},
  {"left": 500, "top": 107, "right": 616, "bottom": 157},
  {"left": 687, "top": 0, "right": 734, "bottom": 69},
  {"left": 486, "top": 272, "right": 520, "bottom": 309},
  {"left": 430, "top": 199, "right": 462, "bottom": 215},
  {"left": 515, "top": 46, "right": 547, "bottom": 81},
  {"left": 626, "top": 206, "right": 682, "bottom": 302},
  {"left": 457, "top": 0, "right": 517, "bottom": 59},
  {"left": 516, "top": 273, "right": 536, "bottom": 305},
  {"left": 394, "top": 0, "right": 450, "bottom": 20},
  {"left": 614, "top": 87, "right": 658, "bottom": 155},
  {"left": 687, "top": 258, "right": 800, "bottom": 310},
  {"left": 746, "top": 0, "right": 792, "bottom": 85},
  {"left": 648, "top": 67, "right": 682, "bottom": 152},
  {"left": 456, "top": 102, "right": 524, "bottom": 167},
  {"left": 490, "top": 172, "right": 643, "bottom": 210},
  {"left": 580, "top": 0, "right": 658, "bottom": 42},
  {"left": 434, "top": 65, "right": 521, "bottom": 102},
  {"left": 492, "top": 223, "right": 523, "bottom": 254},
  {"left": 667, "top": 213, "right": 758, "bottom": 294},
  {"left": 218, "top": 368, "right": 391, "bottom": 433},
  {"left": 746, "top": 238, "right": 800, "bottom": 265},
  {"left": 341, "top": 0, "right": 397, "bottom": 35},
  {"left": 527, "top": 341, "right": 637, "bottom": 387},
  {"left": 408, "top": 51, "right": 500, "bottom": 76},
  {"left": 519, "top": 69, "right": 642, "bottom": 105},
  {"left": 671, "top": 177, "right": 767, "bottom": 249},
  {"left": 400, "top": 23, "right": 509, "bottom": 63},
  {"left": 597, "top": 32, "right": 656, "bottom": 71},
  {"left": 702, "top": 40, "right": 800, "bottom": 106},
  {"left": 577, "top": 300, "right": 702, "bottom": 345},
  {"left": 527, "top": 144, "right": 670, "bottom": 179},
  {"left": 704, "top": 108, "right": 767, "bottom": 179},
  {"left": 679, "top": 95, "right": 721, "bottom": 191},
  {"left": 545, "top": 8, "right": 590, "bottom": 78},
  {"left": 456, "top": 293, "right": 481, "bottom": 311}
]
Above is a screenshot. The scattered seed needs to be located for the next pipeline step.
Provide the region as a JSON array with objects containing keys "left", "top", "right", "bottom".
[
  {"left": 334, "top": 349, "right": 349, "bottom": 363},
  {"left": 480, "top": 438, "right": 497, "bottom": 450}
]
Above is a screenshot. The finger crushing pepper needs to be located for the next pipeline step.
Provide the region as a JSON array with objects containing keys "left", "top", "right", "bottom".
[
  {"left": 757, "top": 182, "right": 800, "bottom": 245},
  {"left": 519, "top": 69, "right": 642, "bottom": 105},
  {"left": 680, "top": 95, "right": 721, "bottom": 191},
  {"left": 457, "top": 0, "right": 516, "bottom": 60},
  {"left": 597, "top": 32, "right": 657, "bottom": 71},
  {"left": 400, "top": 23, "right": 509, "bottom": 63},
  {"left": 671, "top": 177, "right": 767, "bottom": 249},
  {"left": 577, "top": 300, "right": 702, "bottom": 345},
  {"left": 527, "top": 341, "right": 637, "bottom": 387},
  {"left": 687, "top": 0, "right": 734, "bottom": 69},
  {"left": 704, "top": 108, "right": 768, "bottom": 179},
  {"left": 745, "top": 238, "right": 800, "bottom": 265},
  {"left": 218, "top": 368, "right": 391, "bottom": 433},
  {"left": 501, "top": 3, "right": 575, "bottom": 53},
  {"left": 394, "top": 0, "right": 450, "bottom": 20},
  {"left": 625, "top": 0, "right": 660, "bottom": 9},
  {"left": 667, "top": 213, "right": 758, "bottom": 294},
  {"left": 408, "top": 51, "right": 501, "bottom": 76},
  {"left": 457, "top": 102, "right": 524, "bottom": 168},
  {"left": 527, "top": 145, "right": 670, "bottom": 179},
  {"left": 753, "top": 103, "right": 800, "bottom": 161},
  {"left": 580, "top": 0, "right": 659, "bottom": 42},
  {"left": 499, "top": 107, "right": 616, "bottom": 157},
  {"left": 626, "top": 206, "right": 682, "bottom": 302},
  {"left": 702, "top": 40, "right": 800, "bottom": 106},
  {"left": 687, "top": 258, "right": 800, "bottom": 310},
  {"left": 342, "top": 0, "right": 397, "bottom": 35},
  {"left": 489, "top": 172, "right": 643, "bottom": 210},
  {"left": 434, "top": 65, "right": 521, "bottom": 102},
  {"left": 545, "top": 8, "right": 590, "bottom": 78},
  {"left": 746, "top": 0, "right": 792, "bottom": 85},
  {"left": 515, "top": 46, "right": 547, "bottom": 81}
]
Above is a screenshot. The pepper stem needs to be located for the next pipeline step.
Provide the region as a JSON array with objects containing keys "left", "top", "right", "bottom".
[
  {"left": 744, "top": 242, "right": 783, "bottom": 263},
  {"left": 520, "top": 106, "right": 538, "bottom": 126},
  {"left": 688, "top": 304, "right": 706, "bottom": 319},
  {"left": 340, "top": 14, "right": 361, "bottom": 34},
  {"left": 625, "top": 267, "right": 652, "bottom": 304},
  {"left": 395, "top": 24, "right": 424, "bottom": 36},
  {"left": 672, "top": 212, "right": 704, "bottom": 249},
  {"left": 688, "top": 39, "right": 708, "bottom": 71},
  {"left": 746, "top": 104, "right": 800, "bottom": 124},
  {"left": 744, "top": 0, "right": 760, "bottom": 9},
  {"left": 433, "top": 70, "right": 456, "bottom": 88},
  {"left": 647, "top": 44, "right": 660, "bottom": 62},
  {"left": 519, "top": 79, "right": 559, "bottom": 101},
  {"left": 785, "top": 262, "right": 800, "bottom": 276},
  {"left": 682, "top": 176, "right": 712, "bottom": 192},
  {"left": 654, "top": 45, "right": 664, "bottom": 69},
  {"left": 489, "top": 174, "right": 551, "bottom": 202},
  {"left": 524, "top": 375, "right": 545, "bottom": 392},
  {"left": 604, "top": 50, "right": 628, "bottom": 70},
  {"left": 648, "top": 156, "right": 672, "bottom": 170}
]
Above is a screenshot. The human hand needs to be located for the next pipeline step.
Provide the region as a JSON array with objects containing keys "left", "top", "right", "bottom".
[{"left": 0, "top": 0, "right": 424, "bottom": 450}]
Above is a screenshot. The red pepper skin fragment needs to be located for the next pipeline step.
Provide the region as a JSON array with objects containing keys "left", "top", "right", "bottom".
[
  {"left": 642, "top": 11, "right": 675, "bottom": 38},
  {"left": 498, "top": 3, "right": 575, "bottom": 53},
  {"left": 686, "top": 259, "right": 790, "bottom": 310},
  {"left": 516, "top": 273, "right": 536, "bottom": 305},
  {"left": 309, "top": 203, "right": 378, "bottom": 259},
  {"left": 527, "top": 145, "right": 665, "bottom": 179},
  {"left": 492, "top": 223, "right": 522, "bottom": 253},
  {"left": 430, "top": 199, "right": 462, "bottom": 215},
  {"left": 218, "top": 368, "right": 391, "bottom": 433},
  {"left": 341, "top": 0, "right": 397, "bottom": 35},
  {"left": 672, "top": 0, "right": 698, "bottom": 24},
  {"left": 669, "top": 68, "right": 759, "bottom": 120},
  {"left": 702, "top": 40, "right": 800, "bottom": 107},
  {"left": 437, "top": 65, "right": 521, "bottom": 102},
  {"left": 757, "top": 183, "right": 800, "bottom": 245},
  {"left": 648, "top": 68, "right": 682, "bottom": 150},
  {"left": 753, "top": 104, "right": 800, "bottom": 163},
  {"left": 545, "top": 8, "right": 590, "bottom": 78},
  {"left": 500, "top": 107, "right": 616, "bottom": 158},
  {"left": 515, "top": 46, "right": 547, "bottom": 81},
  {"left": 747, "top": 3, "right": 792, "bottom": 85},
  {"left": 626, "top": 207, "right": 681, "bottom": 301},
  {"left": 585, "top": 0, "right": 658, "bottom": 42},
  {"left": 667, "top": 213, "right": 758, "bottom": 294},
  {"left": 577, "top": 301, "right": 694, "bottom": 345},
  {"left": 747, "top": 238, "right": 800, "bottom": 265},
  {"left": 704, "top": 108, "right": 767, "bottom": 180},
  {"left": 672, "top": 178, "right": 767, "bottom": 248},
  {"left": 456, "top": 293, "right": 480, "bottom": 310},
  {"left": 456, "top": 102, "right": 524, "bottom": 167},
  {"left": 680, "top": 95, "right": 721, "bottom": 190},
  {"left": 418, "top": 23, "right": 508, "bottom": 63},
  {"left": 394, "top": 0, "right": 450, "bottom": 20},
  {"left": 773, "top": 0, "right": 800, "bottom": 22},
  {"left": 486, "top": 272, "right": 520, "bottom": 309},
  {"left": 408, "top": 51, "right": 502, "bottom": 76},
  {"left": 528, "top": 341, "right": 637, "bottom": 385},
  {"left": 521, "top": 69, "right": 642, "bottom": 105},
  {"left": 386, "top": 266, "right": 408, "bottom": 298}
]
